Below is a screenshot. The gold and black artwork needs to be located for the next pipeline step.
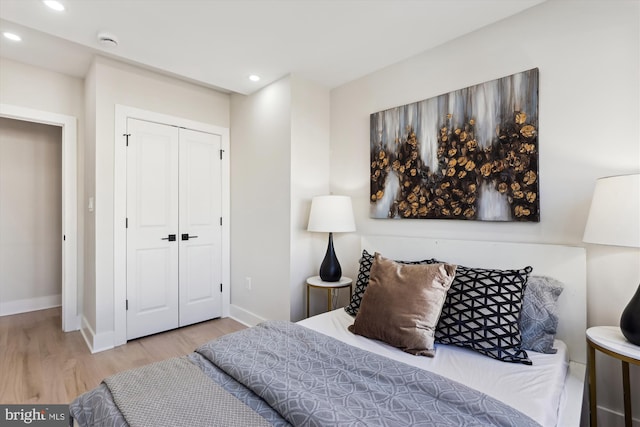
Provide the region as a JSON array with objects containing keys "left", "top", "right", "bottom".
[{"left": 370, "top": 68, "right": 539, "bottom": 222}]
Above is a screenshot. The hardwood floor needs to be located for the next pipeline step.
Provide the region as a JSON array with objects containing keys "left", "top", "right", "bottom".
[{"left": 0, "top": 307, "right": 246, "bottom": 404}]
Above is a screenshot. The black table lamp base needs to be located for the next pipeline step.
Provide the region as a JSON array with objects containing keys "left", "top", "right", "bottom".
[
  {"left": 319, "top": 232, "right": 341, "bottom": 282},
  {"left": 620, "top": 283, "right": 640, "bottom": 346}
]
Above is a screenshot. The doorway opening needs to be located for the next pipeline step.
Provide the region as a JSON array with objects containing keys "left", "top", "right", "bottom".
[{"left": 0, "top": 104, "right": 78, "bottom": 332}]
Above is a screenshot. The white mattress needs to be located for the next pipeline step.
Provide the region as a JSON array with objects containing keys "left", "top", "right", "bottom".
[{"left": 298, "top": 309, "right": 569, "bottom": 427}]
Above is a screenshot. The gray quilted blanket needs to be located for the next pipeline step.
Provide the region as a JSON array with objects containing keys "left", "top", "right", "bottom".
[
  {"left": 71, "top": 320, "right": 542, "bottom": 427},
  {"left": 197, "top": 321, "right": 541, "bottom": 427}
]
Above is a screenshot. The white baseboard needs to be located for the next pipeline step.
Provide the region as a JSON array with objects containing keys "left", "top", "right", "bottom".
[
  {"left": 229, "top": 304, "right": 266, "bottom": 327},
  {"left": 80, "top": 315, "right": 114, "bottom": 354},
  {"left": 597, "top": 405, "right": 640, "bottom": 427},
  {"left": 0, "top": 294, "right": 61, "bottom": 316}
]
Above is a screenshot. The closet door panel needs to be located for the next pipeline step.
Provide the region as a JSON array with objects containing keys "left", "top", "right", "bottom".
[
  {"left": 126, "top": 118, "right": 179, "bottom": 340},
  {"left": 178, "top": 128, "right": 223, "bottom": 326}
]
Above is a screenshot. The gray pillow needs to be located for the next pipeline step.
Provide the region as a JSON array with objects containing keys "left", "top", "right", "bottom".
[{"left": 519, "top": 275, "right": 564, "bottom": 354}]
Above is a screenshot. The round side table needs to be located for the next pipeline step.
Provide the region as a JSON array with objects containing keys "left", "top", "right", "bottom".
[
  {"left": 586, "top": 326, "right": 640, "bottom": 427},
  {"left": 306, "top": 276, "right": 352, "bottom": 318}
]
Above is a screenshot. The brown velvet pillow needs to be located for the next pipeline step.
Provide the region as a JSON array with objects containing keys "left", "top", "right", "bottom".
[{"left": 348, "top": 252, "right": 456, "bottom": 356}]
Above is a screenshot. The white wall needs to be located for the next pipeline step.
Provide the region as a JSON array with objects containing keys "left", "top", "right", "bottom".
[
  {"left": 0, "top": 57, "right": 85, "bottom": 320},
  {"left": 83, "top": 56, "right": 230, "bottom": 347},
  {"left": 0, "top": 118, "right": 61, "bottom": 314},
  {"left": 0, "top": 58, "right": 85, "bottom": 117},
  {"left": 289, "top": 75, "right": 331, "bottom": 321},
  {"left": 230, "top": 76, "right": 293, "bottom": 324},
  {"left": 330, "top": 1, "right": 639, "bottom": 424},
  {"left": 230, "top": 74, "right": 331, "bottom": 324},
  {"left": 83, "top": 61, "right": 96, "bottom": 330}
]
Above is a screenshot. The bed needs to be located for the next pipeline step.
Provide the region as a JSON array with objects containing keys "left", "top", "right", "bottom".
[{"left": 70, "top": 236, "right": 587, "bottom": 427}]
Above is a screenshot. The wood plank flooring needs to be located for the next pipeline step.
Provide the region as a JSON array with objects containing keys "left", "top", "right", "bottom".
[{"left": 0, "top": 307, "right": 246, "bottom": 404}]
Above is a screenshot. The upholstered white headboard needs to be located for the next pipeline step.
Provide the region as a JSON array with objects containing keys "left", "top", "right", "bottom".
[{"left": 361, "top": 235, "right": 587, "bottom": 364}]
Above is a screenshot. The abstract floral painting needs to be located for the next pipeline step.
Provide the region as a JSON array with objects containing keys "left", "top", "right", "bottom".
[{"left": 370, "top": 68, "right": 539, "bottom": 222}]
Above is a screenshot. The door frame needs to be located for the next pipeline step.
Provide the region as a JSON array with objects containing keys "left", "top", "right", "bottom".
[
  {"left": 0, "top": 103, "right": 78, "bottom": 332},
  {"left": 113, "top": 105, "right": 230, "bottom": 346}
]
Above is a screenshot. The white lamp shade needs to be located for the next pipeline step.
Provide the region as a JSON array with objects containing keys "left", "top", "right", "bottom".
[
  {"left": 307, "top": 195, "right": 356, "bottom": 233},
  {"left": 583, "top": 174, "right": 640, "bottom": 248}
]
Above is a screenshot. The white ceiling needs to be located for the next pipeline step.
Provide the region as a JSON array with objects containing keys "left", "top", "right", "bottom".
[{"left": 0, "top": 0, "right": 546, "bottom": 95}]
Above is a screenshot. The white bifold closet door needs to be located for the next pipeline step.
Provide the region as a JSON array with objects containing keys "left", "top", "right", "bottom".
[{"left": 126, "top": 118, "right": 222, "bottom": 340}]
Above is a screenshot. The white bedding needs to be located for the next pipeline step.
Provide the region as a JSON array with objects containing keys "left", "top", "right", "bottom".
[{"left": 298, "top": 308, "right": 569, "bottom": 427}]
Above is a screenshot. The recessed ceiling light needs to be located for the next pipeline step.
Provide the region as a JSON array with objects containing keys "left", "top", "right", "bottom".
[
  {"left": 249, "top": 74, "right": 261, "bottom": 82},
  {"left": 43, "top": 0, "right": 65, "bottom": 11},
  {"left": 3, "top": 32, "right": 21, "bottom": 42}
]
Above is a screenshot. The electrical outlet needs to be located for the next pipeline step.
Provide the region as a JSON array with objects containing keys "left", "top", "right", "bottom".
[{"left": 245, "top": 277, "right": 252, "bottom": 290}]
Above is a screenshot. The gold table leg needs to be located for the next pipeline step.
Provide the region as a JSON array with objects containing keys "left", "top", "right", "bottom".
[
  {"left": 622, "top": 360, "right": 631, "bottom": 427},
  {"left": 588, "top": 341, "right": 597, "bottom": 427}
]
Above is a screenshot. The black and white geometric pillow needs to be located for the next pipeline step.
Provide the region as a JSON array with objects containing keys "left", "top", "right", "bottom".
[
  {"left": 434, "top": 263, "right": 533, "bottom": 364},
  {"left": 344, "top": 250, "right": 375, "bottom": 316},
  {"left": 344, "top": 250, "right": 436, "bottom": 317}
]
